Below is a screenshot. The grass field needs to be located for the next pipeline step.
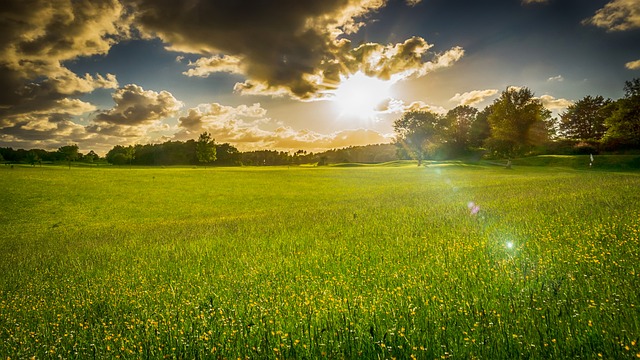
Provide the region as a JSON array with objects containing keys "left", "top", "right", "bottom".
[{"left": 1, "top": 162, "right": 639, "bottom": 358}]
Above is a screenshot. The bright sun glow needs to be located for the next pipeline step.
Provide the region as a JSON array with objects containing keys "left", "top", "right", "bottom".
[{"left": 331, "top": 72, "right": 394, "bottom": 119}]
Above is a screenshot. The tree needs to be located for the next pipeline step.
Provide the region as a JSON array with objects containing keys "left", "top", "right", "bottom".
[
  {"left": 603, "top": 78, "right": 640, "bottom": 150},
  {"left": 623, "top": 78, "right": 640, "bottom": 97},
  {"left": 393, "top": 110, "right": 445, "bottom": 165},
  {"left": 444, "top": 105, "right": 478, "bottom": 155},
  {"left": 485, "top": 87, "right": 552, "bottom": 157},
  {"left": 124, "top": 146, "right": 135, "bottom": 168},
  {"left": 469, "top": 105, "right": 492, "bottom": 148},
  {"left": 196, "top": 132, "right": 217, "bottom": 167},
  {"left": 85, "top": 150, "right": 99, "bottom": 163},
  {"left": 559, "top": 95, "right": 612, "bottom": 141},
  {"left": 58, "top": 144, "right": 79, "bottom": 169},
  {"left": 26, "top": 150, "right": 40, "bottom": 166}
]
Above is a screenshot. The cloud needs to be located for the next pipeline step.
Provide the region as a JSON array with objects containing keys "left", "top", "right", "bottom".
[
  {"left": 338, "top": 37, "right": 464, "bottom": 83},
  {"left": 406, "top": 0, "right": 422, "bottom": 6},
  {"left": 626, "top": 59, "right": 640, "bottom": 70},
  {"left": 521, "top": 0, "right": 548, "bottom": 5},
  {"left": 583, "top": 0, "right": 640, "bottom": 31},
  {"left": 175, "top": 102, "right": 392, "bottom": 152},
  {"left": 537, "top": 94, "right": 573, "bottom": 110},
  {"left": 183, "top": 55, "right": 244, "bottom": 77},
  {"left": 128, "top": 0, "right": 388, "bottom": 99},
  {"left": 0, "top": 0, "right": 129, "bottom": 150},
  {"left": 1, "top": 0, "right": 128, "bottom": 99},
  {"left": 129, "top": 0, "right": 463, "bottom": 100},
  {"left": 547, "top": 75, "right": 564, "bottom": 82},
  {"left": 377, "top": 99, "right": 447, "bottom": 115},
  {"left": 449, "top": 89, "right": 499, "bottom": 106},
  {"left": 95, "top": 84, "right": 183, "bottom": 125},
  {"left": 0, "top": 83, "right": 177, "bottom": 154}
]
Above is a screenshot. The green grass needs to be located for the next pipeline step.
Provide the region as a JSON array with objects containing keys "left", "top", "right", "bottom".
[{"left": 1, "top": 164, "right": 639, "bottom": 358}]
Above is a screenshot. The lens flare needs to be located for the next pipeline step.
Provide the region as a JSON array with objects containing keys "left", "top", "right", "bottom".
[{"left": 467, "top": 201, "right": 480, "bottom": 215}]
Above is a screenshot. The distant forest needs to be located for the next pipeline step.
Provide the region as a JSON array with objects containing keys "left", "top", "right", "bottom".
[
  {"left": 0, "top": 142, "right": 398, "bottom": 167},
  {"left": 2, "top": 78, "right": 639, "bottom": 167}
]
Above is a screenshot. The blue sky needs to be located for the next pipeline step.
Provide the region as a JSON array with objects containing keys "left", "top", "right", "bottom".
[{"left": 1, "top": 0, "right": 639, "bottom": 154}]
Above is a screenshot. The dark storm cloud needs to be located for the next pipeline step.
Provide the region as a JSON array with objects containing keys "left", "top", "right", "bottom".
[
  {"left": 126, "top": 0, "right": 449, "bottom": 99},
  {"left": 0, "top": 0, "right": 126, "bottom": 147}
]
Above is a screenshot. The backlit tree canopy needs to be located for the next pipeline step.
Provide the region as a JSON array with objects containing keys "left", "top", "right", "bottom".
[{"left": 484, "top": 87, "right": 552, "bottom": 157}]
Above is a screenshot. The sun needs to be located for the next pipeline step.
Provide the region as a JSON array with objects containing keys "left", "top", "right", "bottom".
[{"left": 331, "top": 72, "right": 394, "bottom": 119}]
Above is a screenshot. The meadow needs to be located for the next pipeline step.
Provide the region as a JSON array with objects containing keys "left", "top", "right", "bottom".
[{"left": 1, "top": 161, "right": 639, "bottom": 359}]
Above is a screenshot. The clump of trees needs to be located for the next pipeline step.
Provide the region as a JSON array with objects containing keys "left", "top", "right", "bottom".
[
  {"left": 105, "top": 137, "right": 240, "bottom": 166},
  {"left": 394, "top": 78, "right": 640, "bottom": 162},
  {"left": 0, "top": 146, "right": 103, "bottom": 166}
]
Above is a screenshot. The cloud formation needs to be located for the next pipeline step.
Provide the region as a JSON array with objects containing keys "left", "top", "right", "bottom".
[
  {"left": 95, "top": 84, "right": 183, "bottom": 125},
  {"left": 547, "top": 75, "right": 564, "bottom": 82},
  {"left": 175, "top": 102, "right": 392, "bottom": 152},
  {"left": 537, "top": 95, "right": 573, "bottom": 110},
  {"left": 0, "top": 0, "right": 127, "bottom": 105},
  {"left": 521, "top": 0, "right": 549, "bottom": 5},
  {"left": 127, "top": 0, "right": 463, "bottom": 99},
  {"left": 183, "top": 55, "right": 244, "bottom": 77},
  {"left": 449, "top": 89, "right": 499, "bottom": 106},
  {"left": 626, "top": 59, "right": 640, "bottom": 70},
  {"left": 1, "top": 0, "right": 466, "bottom": 151},
  {"left": 337, "top": 37, "right": 464, "bottom": 83},
  {"left": 583, "top": 0, "right": 640, "bottom": 31},
  {"left": 0, "top": 0, "right": 129, "bottom": 150}
]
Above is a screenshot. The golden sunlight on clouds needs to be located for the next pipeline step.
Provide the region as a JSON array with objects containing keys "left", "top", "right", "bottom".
[
  {"left": 536, "top": 94, "right": 573, "bottom": 110},
  {"left": 174, "top": 102, "right": 392, "bottom": 152},
  {"left": 583, "top": 0, "right": 640, "bottom": 31},
  {"left": 449, "top": 89, "right": 498, "bottom": 106}
]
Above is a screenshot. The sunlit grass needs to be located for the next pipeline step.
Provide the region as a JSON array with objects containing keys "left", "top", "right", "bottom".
[{"left": 1, "top": 164, "right": 639, "bottom": 358}]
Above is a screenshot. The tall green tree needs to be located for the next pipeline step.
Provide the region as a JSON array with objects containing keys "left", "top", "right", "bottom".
[
  {"left": 196, "top": 132, "right": 217, "bottom": 167},
  {"left": 559, "top": 95, "right": 612, "bottom": 141},
  {"left": 444, "top": 105, "right": 478, "bottom": 155},
  {"left": 393, "top": 110, "right": 444, "bottom": 165},
  {"left": 124, "top": 146, "right": 135, "bottom": 168},
  {"left": 58, "top": 144, "right": 79, "bottom": 169},
  {"left": 469, "top": 105, "right": 492, "bottom": 148},
  {"left": 603, "top": 78, "right": 640, "bottom": 149},
  {"left": 485, "top": 87, "right": 552, "bottom": 157},
  {"left": 84, "top": 150, "right": 99, "bottom": 163}
]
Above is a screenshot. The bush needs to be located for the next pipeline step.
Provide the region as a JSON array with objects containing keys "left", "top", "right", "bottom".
[{"left": 573, "top": 142, "right": 599, "bottom": 155}]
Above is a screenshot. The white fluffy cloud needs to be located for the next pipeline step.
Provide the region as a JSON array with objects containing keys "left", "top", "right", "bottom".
[
  {"left": 449, "top": 89, "right": 499, "bottom": 106},
  {"left": 95, "top": 84, "right": 183, "bottom": 125},
  {"left": 583, "top": 0, "right": 640, "bottom": 31},
  {"left": 537, "top": 94, "right": 573, "bottom": 110}
]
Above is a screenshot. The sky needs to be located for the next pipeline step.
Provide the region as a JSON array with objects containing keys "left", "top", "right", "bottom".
[{"left": 1, "top": 0, "right": 639, "bottom": 155}]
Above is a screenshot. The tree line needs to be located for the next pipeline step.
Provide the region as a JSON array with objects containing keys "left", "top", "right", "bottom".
[
  {"left": 394, "top": 78, "right": 640, "bottom": 164},
  {"left": 0, "top": 137, "right": 397, "bottom": 167},
  {"left": 3, "top": 78, "right": 638, "bottom": 167}
]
